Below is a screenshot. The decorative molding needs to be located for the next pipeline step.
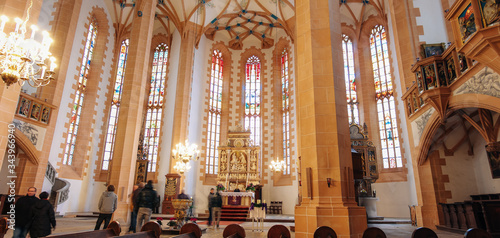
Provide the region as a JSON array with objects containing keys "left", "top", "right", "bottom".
[
  {"left": 13, "top": 119, "right": 47, "bottom": 151},
  {"left": 454, "top": 67, "right": 500, "bottom": 98},
  {"left": 411, "top": 108, "right": 435, "bottom": 147}
]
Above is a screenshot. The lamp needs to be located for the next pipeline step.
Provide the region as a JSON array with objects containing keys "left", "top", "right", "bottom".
[
  {"left": 269, "top": 157, "right": 286, "bottom": 173},
  {"left": 0, "top": 0, "right": 56, "bottom": 88},
  {"left": 171, "top": 140, "right": 200, "bottom": 174}
]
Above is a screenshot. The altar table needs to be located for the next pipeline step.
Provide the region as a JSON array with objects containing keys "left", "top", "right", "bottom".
[{"left": 220, "top": 192, "right": 254, "bottom": 206}]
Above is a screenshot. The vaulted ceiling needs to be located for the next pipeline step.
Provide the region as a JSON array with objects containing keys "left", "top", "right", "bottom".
[{"left": 104, "top": 0, "right": 386, "bottom": 48}]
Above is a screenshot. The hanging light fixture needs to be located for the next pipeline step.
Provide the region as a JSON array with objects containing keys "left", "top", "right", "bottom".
[
  {"left": 0, "top": 0, "right": 56, "bottom": 88},
  {"left": 269, "top": 157, "right": 286, "bottom": 173},
  {"left": 171, "top": 140, "right": 200, "bottom": 174}
]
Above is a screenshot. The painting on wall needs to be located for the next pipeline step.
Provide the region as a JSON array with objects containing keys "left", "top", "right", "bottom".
[
  {"left": 421, "top": 44, "right": 445, "bottom": 58},
  {"left": 479, "top": 0, "right": 500, "bottom": 27},
  {"left": 423, "top": 64, "right": 437, "bottom": 90},
  {"left": 134, "top": 160, "right": 149, "bottom": 184},
  {"left": 458, "top": 3, "right": 477, "bottom": 42},
  {"left": 446, "top": 56, "right": 457, "bottom": 85},
  {"left": 486, "top": 142, "right": 500, "bottom": 178}
]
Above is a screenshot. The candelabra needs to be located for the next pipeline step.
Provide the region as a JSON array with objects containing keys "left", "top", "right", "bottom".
[
  {"left": 269, "top": 157, "right": 286, "bottom": 173},
  {"left": 0, "top": 1, "right": 56, "bottom": 88},
  {"left": 171, "top": 140, "right": 199, "bottom": 174}
]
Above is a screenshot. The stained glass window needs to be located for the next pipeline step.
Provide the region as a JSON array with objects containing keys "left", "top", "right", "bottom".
[
  {"left": 342, "top": 34, "right": 359, "bottom": 124},
  {"left": 244, "top": 55, "right": 261, "bottom": 146},
  {"left": 206, "top": 49, "right": 223, "bottom": 174},
  {"left": 281, "top": 49, "right": 291, "bottom": 175},
  {"left": 63, "top": 21, "right": 97, "bottom": 165},
  {"left": 102, "top": 39, "right": 129, "bottom": 170},
  {"left": 142, "top": 43, "right": 169, "bottom": 172},
  {"left": 370, "top": 25, "right": 402, "bottom": 168}
]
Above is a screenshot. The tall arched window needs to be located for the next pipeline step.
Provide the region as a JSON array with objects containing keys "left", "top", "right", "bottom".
[
  {"left": 342, "top": 34, "right": 359, "bottom": 124},
  {"left": 206, "top": 49, "right": 223, "bottom": 174},
  {"left": 281, "top": 49, "right": 291, "bottom": 175},
  {"left": 142, "top": 43, "right": 169, "bottom": 172},
  {"left": 102, "top": 39, "right": 129, "bottom": 170},
  {"left": 244, "top": 55, "right": 261, "bottom": 146},
  {"left": 370, "top": 25, "right": 401, "bottom": 168},
  {"left": 63, "top": 21, "right": 97, "bottom": 165}
]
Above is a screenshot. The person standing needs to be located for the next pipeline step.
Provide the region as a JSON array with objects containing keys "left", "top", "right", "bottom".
[
  {"left": 211, "top": 191, "right": 223, "bottom": 228},
  {"left": 128, "top": 183, "right": 144, "bottom": 233},
  {"left": 135, "top": 180, "right": 158, "bottom": 232},
  {"left": 207, "top": 188, "right": 215, "bottom": 226},
  {"left": 13, "top": 187, "right": 39, "bottom": 238},
  {"left": 29, "top": 192, "right": 56, "bottom": 238},
  {"left": 94, "top": 185, "right": 118, "bottom": 230}
]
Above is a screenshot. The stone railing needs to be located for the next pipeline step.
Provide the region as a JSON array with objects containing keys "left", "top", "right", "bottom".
[
  {"left": 50, "top": 178, "right": 70, "bottom": 207},
  {"left": 45, "top": 162, "right": 56, "bottom": 185}
]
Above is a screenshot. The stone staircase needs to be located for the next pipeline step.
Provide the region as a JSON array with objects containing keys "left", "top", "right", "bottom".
[{"left": 220, "top": 205, "right": 249, "bottom": 221}]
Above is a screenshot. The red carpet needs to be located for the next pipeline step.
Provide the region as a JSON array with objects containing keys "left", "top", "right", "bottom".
[{"left": 196, "top": 221, "right": 243, "bottom": 225}]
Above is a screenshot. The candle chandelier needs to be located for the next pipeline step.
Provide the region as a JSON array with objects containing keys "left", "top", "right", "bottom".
[
  {"left": 171, "top": 140, "right": 200, "bottom": 174},
  {"left": 269, "top": 157, "right": 286, "bottom": 173},
  {"left": 0, "top": 0, "right": 56, "bottom": 88}
]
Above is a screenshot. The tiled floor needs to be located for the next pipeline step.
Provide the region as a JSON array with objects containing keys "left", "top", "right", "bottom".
[{"left": 3, "top": 217, "right": 464, "bottom": 237}]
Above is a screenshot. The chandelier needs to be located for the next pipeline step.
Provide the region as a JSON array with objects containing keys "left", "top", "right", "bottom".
[
  {"left": 171, "top": 140, "right": 199, "bottom": 174},
  {"left": 269, "top": 157, "right": 286, "bottom": 173},
  {"left": 0, "top": 1, "right": 56, "bottom": 88}
]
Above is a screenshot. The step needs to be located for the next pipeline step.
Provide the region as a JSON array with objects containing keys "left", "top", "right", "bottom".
[
  {"left": 221, "top": 213, "right": 248, "bottom": 216},
  {"left": 221, "top": 217, "right": 247, "bottom": 221}
]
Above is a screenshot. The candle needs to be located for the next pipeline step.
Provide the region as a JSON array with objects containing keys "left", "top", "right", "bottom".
[
  {"left": 14, "top": 18, "right": 22, "bottom": 33},
  {"left": 49, "top": 57, "right": 56, "bottom": 71},
  {"left": 0, "top": 16, "right": 8, "bottom": 33},
  {"left": 30, "top": 25, "right": 38, "bottom": 39}
]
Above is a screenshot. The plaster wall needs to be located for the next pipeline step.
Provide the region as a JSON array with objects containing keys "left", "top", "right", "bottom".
[
  {"left": 156, "top": 29, "right": 181, "bottom": 204},
  {"left": 472, "top": 129, "right": 500, "bottom": 194},
  {"left": 413, "top": 0, "right": 449, "bottom": 43},
  {"left": 372, "top": 182, "right": 412, "bottom": 218},
  {"left": 47, "top": 0, "right": 115, "bottom": 215}
]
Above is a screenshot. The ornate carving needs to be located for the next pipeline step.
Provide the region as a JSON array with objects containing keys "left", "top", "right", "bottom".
[
  {"left": 455, "top": 67, "right": 500, "bottom": 98},
  {"left": 412, "top": 108, "right": 435, "bottom": 145}
]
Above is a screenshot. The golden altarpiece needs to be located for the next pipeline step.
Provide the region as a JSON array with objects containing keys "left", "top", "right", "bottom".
[{"left": 217, "top": 125, "right": 261, "bottom": 191}]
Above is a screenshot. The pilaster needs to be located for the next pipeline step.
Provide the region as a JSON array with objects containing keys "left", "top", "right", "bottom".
[
  {"left": 294, "top": 0, "right": 367, "bottom": 237},
  {"left": 108, "top": 0, "right": 156, "bottom": 223}
]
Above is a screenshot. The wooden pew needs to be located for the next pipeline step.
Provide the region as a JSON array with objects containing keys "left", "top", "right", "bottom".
[
  {"left": 313, "top": 226, "right": 337, "bottom": 238},
  {"left": 0, "top": 217, "right": 8, "bottom": 238},
  {"left": 411, "top": 227, "right": 437, "bottom": 238},
  {"left": 174, "top": 223, "right": 202, "bottom": 238},
  {"left": 464, "top": 228, "right": 492, "bottom": 238},
  {"left": 362, "top": 227, "right": 387, "bottom": 238},
  {"left": 267, "top": 224, "right": 291, "bottom": 238},
  {"left": 223, "top": 224, "right": 246, "bottom": 238},
  {"left": 120, "top": 221, "right": 161, "bottom": 238},
  {"left": 46, "top": 220, "right": 121, "bottom": 238}
]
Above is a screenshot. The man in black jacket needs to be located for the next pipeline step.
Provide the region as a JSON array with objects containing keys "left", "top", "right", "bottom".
[
  {"left": 13, "top": 187, "right": 39, "bottom": 238},
  {"left": 135, "top": 180, "right": 158, "bottom": 232},
  {"left": 29, "top": 192, "right": 56, "bottom": 238}
]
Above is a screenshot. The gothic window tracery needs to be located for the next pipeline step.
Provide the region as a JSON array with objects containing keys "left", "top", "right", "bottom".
[
  {"left": 206, "top": 49, "right": 223, "bottom": 174},
  {"left": 102, "top": 39, "right": 129, "bottom": 170},
  {"left": 342, "top": 34, "right": 359, "bottom": 125},
  {"left": 281, "top": 49, "right": 291, "bottom": 175},
  {"left": 244, "top": 55, "right": 261, "bottom": 146},
  {"left": 63, "top": 20, "right": 97, "bottom": 165},
  {"left": 370, "top": 25, "right": 402, "bottom": 168}
]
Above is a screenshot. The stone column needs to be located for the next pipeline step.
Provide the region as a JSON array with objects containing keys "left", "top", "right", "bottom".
[
  {"left": 294, "top": 0, "right": 367, "bottom": 237},
  {"left": 0, "top": 0, "right": 43, "bottom": 172},
  {"left": 169, "top": 23, "right": 197, "bottom": 173},
  {"left": 108, "top": 0, "right": 156, "bottom": 223}
]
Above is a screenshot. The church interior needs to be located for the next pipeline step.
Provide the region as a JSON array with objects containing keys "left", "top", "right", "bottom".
[{"left": 0, "top": 0, "right": 499, "bottom": 237}]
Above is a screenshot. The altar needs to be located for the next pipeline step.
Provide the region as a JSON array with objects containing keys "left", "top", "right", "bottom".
[
  {"left": 217, "top": 125, "right": 261, "bottom": 196},
  {"left": 220, "top": 192, "right": 254, "bottom": 206}
]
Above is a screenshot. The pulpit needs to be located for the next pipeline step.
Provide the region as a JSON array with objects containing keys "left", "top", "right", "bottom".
[{"left": 162, "top": 173, "right": 181, "bottom": 214}]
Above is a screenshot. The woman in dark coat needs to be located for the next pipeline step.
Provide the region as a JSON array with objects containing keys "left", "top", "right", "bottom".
[{"left": 29, "top": 192, "right": 56, "bottom": 238}]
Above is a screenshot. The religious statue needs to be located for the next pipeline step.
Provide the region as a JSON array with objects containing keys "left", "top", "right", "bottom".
[
  {"left": 231, "top": 153, "right": 238, "bottom": 164},
  {"left": 231, "top": 163, "right": 238, "bottom": 171},
  {"left": 250, "top": 162, "right": 257, "bottom": 171},
  {"left": 220, "top": 163, "right": 227, "bottom": 172},
  {"left": 239, "top": 153, "right": 246, "bottom": 164},
  {"left": 250, "top": 151, "right": 256, "bottom": 161},
  {"left": 221, "top": 150, "right": 227, "bottom": 162}
]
